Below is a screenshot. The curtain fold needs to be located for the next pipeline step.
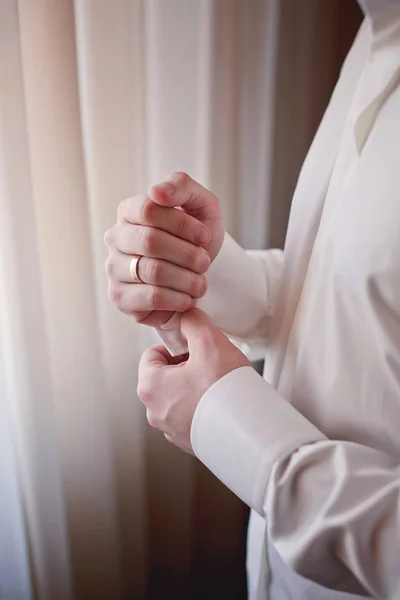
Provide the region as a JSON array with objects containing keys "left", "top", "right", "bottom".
[
  {"left": 0, "top": 1, "right": 361, "bottom": 598},
  {"left": 0, "top": 2, "right": 74, "bottom": 598}
]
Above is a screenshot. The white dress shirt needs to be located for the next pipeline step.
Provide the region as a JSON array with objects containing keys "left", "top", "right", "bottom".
[{"left": 184, "top": 3, "right": 400, "bottom": 599}]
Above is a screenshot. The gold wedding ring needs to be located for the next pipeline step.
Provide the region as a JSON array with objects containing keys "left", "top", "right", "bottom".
[{"left": 130, "top": 255, "right": 144, "bottom": 283}]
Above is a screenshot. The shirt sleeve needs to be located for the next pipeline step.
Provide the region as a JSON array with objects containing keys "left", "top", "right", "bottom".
[
  {"left": 191, "top": 366, "right": 400, "bottom": 598},
  {"left": 199, "top": 233, "right": 283, "bottom": 342}
]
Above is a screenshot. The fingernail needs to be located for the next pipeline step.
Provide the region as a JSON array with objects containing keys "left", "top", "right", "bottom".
[
  {"left": 154, "top": 182, "right": 175, "bottom": 196},
  {"left": 196, "top": 227, "right": 209, "bottom": 245}
]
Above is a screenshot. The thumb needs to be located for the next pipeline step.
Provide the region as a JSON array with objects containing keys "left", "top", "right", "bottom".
[
  {"left": 138, "top": 345, "right": 170, "bottom": 379},
  {"left": 180, "top": 308, "right": 223, "bottom": 360},
  {"left": 148, "top": 172, "right": 217, "bottom": 221}
]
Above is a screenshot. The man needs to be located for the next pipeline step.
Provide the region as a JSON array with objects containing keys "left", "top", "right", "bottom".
[{"left": 104, "top": 2, "right": 400, "bottom": 598}]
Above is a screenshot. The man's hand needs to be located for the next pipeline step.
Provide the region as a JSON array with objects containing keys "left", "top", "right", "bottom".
[
  {"left": 104, "top": 172, "right": 225, "bottom": 327},
  {"left": 137, "top": 309, "right": 251, "bottom": 454}
]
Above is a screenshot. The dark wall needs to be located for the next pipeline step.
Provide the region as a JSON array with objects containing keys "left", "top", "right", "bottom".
[{"left": 268, "top": 0, "right": 363, "bottom": 249}]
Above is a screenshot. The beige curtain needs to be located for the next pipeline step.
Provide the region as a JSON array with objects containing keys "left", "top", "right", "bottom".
[{"left": 0, "top": 1, "right": 361, "bottom": 599}]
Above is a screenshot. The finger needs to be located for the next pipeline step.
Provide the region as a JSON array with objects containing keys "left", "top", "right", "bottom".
[
  {"left": 113, "top": 224, "right": 210, "bottom": 273},
  {"left": 106, "top": 252, "right": 208, "bottom": 298},
  {"left": 180, "top": 307, "right": 223, "bottom": 359},
  {"left": 148, "top": 172, "right": 217, "bottom": 220},
  {"left": 109, "top": 282, "right": 194, "bottom": 314},
  {"left": 138, "top": 345, "right": 187, "bottom": 385},
  {"left": 140, "top": 345, "right": 171, "bottom": 371},
  {"left": 138, "top": 347, "right": 170, "bottom": 404},
  {"left": 131, "top": 310, "right": 175, "bottom": 328},
  {"left": 118, "top": 196, "right": 210, "bottom": 246},
  {"left": 140, "top": 345, "right": 189, "bottom": 368}
]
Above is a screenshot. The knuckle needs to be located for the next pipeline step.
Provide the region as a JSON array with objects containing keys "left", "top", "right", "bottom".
[
  {"left": 144, "top": 258, "right": 162, "bottom": 284},
  {"left": 169, "top": 171, "right": 190, "bottom": 188},
  {"left": 191, "top": 274, "right": 206, "bottom": 297},
  {"left": 104, "top": 228, "right": 114, "bottom": 247},
  {"left": 121, "top": 225, "right": 133, "bottom": 251},
  {"left": 137, "top": 382, "right": 151, "bottom": 404},
  {"left": 142, "top": 228, "right": 158, "bottom": 255},
  {"left": 108, "top": 284, "right": 122, "bottom": 305},
  {"left": 187, "top": 243, "right": 198, "bottom": 267},
  {"left": 188, "top": 273, "right": 197, "bottom": 296},
  {"left": 140, "top": 197, "right": 156, "bottom": 223},
  {"left": 192, "top": 246, "right": 206, "bottom": 271},
  {"left": 104, "top": 257, "right": 115, "bottom": 280},
  {"left": 117, "top": 198, "right": 129, "bottom": 221},
  {"left": 118, "top": 196, "right": 144, "bottom": 223},
  {"left": 175, "top": 215, "right": 189, "bottom": 239},
  {"left": 181, "top": 294, "right": 193, "bottom": 311},
  {"left": 146, "top": 410, "right": 161, "bottom": 429},
  {"left": 148, "top": 285, "right": 163, "bottom": 308}
]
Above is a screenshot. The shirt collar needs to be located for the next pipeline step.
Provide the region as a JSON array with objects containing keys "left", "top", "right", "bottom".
[
  {"left": 358, "top": 0, "right": 400, "bottom": 49},
  {"left": 351, "top": 1, "right": 400, "bottom": 152}
]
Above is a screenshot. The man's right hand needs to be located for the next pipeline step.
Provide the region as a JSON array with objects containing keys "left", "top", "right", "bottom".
[{"left": 104, "top": 172, "right": 225, "bottom": 327}]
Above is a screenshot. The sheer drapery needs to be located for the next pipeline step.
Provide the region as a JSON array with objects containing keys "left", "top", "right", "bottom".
[{"left": 0, "top": 1, "right": 361, "bottom": 599}]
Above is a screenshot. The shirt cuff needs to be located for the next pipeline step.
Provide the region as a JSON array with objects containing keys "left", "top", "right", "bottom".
[
  {"left": 198, "top": 233, "right": 269, "bottom": 338},
  {"left": 191, "top": 366, "right": 326, "bottom": 515}
]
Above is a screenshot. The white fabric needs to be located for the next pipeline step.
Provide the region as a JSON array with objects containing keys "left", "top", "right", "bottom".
[{"left": 189, "top": 8, "right": 400, "bottom": 600}]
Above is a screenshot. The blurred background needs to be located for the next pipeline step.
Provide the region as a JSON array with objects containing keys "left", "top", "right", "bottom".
[{"left": 0, "top": 1, "right": 362, "bottom": 599}]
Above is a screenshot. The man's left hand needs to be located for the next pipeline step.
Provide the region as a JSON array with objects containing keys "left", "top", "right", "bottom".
[{"left": 138, "top": 309, "right": 251, "bottom": 454}]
